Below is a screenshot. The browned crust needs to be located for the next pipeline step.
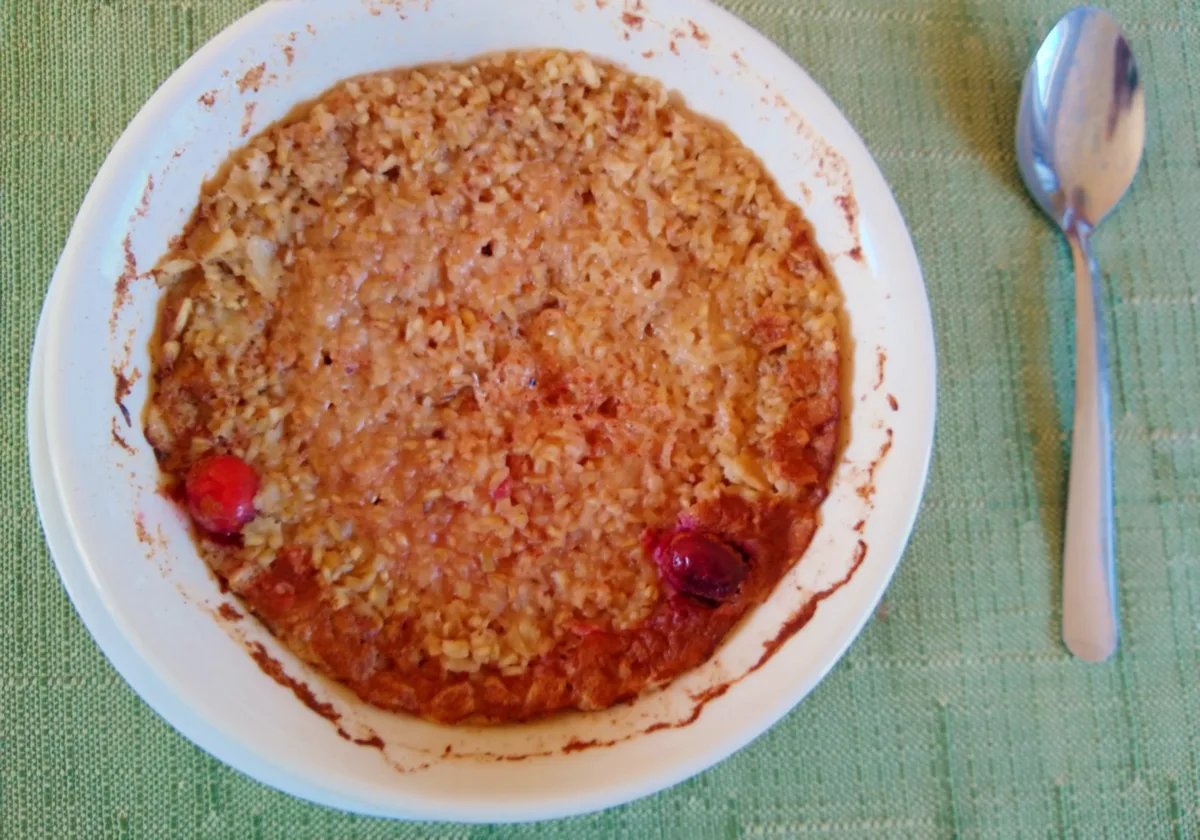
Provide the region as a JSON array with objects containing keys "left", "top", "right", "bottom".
[
  {"left": 196, "top": 344, "right": 839, "bottom": 723},
  {"left": 144, "top": 53, "right": 844, "bottom": 724}
]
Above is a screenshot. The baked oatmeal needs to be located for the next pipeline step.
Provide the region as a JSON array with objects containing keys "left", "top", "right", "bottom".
[{"left": 145, "top": 51, "right": 843, "bottom": 723}]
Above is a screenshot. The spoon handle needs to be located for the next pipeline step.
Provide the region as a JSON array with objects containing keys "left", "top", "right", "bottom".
[{"left": 1062, "top": 226, "right": 1118, "bottom": 662}]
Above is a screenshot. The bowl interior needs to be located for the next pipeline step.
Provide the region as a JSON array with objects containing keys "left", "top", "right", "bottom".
[{"left": 35, "top": 0, "right": 934, "bottom": 821}]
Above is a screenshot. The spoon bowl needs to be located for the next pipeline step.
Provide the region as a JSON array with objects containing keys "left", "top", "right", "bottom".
[
  {"left": 1018, "top": 7, "right": 1146, "bottom": 231},
  {"left": 1016, "top": 6, "right": 1145, "bottom": 663}
]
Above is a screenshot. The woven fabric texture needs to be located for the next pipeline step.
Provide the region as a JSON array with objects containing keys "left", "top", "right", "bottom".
[{"left": 3, "top": 0, "right": 1199, "bottom": 836}]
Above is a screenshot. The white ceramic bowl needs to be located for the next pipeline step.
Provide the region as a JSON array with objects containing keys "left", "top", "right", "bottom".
[{"left": 29, "top": 0, "right": 934, "bottom": 822}]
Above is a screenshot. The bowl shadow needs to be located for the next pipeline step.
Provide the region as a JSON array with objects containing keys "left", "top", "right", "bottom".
[
  {"left": 922, "top": 0, "right": 1072, "bottom": 637},
  {"left": 923, "top": 0, "right": 1027, "bottom": 188}
]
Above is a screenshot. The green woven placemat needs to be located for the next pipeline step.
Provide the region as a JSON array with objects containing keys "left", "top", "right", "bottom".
[{"left": 3, "top": 0, "right": 1199, "bottom": 836}]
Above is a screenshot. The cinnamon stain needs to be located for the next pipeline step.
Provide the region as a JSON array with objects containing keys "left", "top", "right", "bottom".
[
  {"left": 562, "top": 738, "right": 601, "bottom": 753},
  {"left": 346, "top": 732, "right": 385, "bottom": 749},
  {"left": 133, "top": 175, "right": 154, "bottom": 219},
  {"left": 111, "top": 233, "right": 137, "bottom": 331},
  {"left": 856, "top": 428, "right": 894, "bottom": 503},
  {"left": 113, "top": 368, "right": 136, "bottom": 427},
  {"left": 134, "top": 513, "right": 152, "bottom": 546},
  {"left": 644, "top": 682, "right": 732, "bottom": 734},
  {"left": 835, "top": 192, "right": 858, "bottom": 234},
  {"left": 245, "top": 642, "right": 396, "bottom": 757},
  {"left": 237, "top": 62, "right": 267, "bottom": 94},
  {"left": 110, "top": 233, "right": 149, "bottom": 427},
  {"left": 247, "top": 642, "right": 340, "bottom": 723},
  {"left": 748, "top": 540, "right": 868, "bottom": 674},
  {"left": 240, "top": 101, "right": 257, "bottom": 138},
  {"left": 111, "top": 418, "right": 135, "bottom": 454}
]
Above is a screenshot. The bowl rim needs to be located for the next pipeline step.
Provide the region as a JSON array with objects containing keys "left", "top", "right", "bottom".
[{"left": 30, "top": 0, "right": 936, "bottom": 822}]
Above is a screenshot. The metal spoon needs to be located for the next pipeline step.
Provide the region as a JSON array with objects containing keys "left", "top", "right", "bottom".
[{"left": 1016, "top": 6, "right": 1144, "bottom": 662}]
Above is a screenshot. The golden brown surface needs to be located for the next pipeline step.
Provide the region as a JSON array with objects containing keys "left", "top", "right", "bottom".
[{"left": 145, "top": 51, "right": 842, "bottom": 723}]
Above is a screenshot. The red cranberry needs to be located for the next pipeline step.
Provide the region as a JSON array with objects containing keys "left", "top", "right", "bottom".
[
  {"left": 184, "top": 454, "right": 259, "bottom": 536},
  {"left": 651, "top": 529, "right": 748, "bottom": 602}
]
